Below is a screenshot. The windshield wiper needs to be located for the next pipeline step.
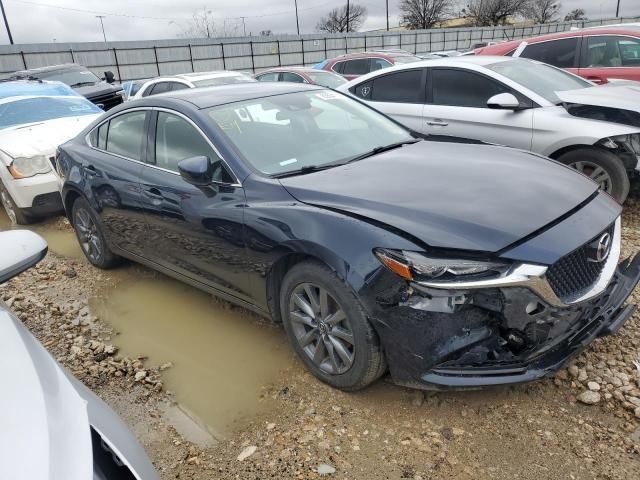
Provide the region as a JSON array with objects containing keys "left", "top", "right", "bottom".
[
  {"left": 272, "top": 164, "right": 345, "bottom": 179},
  {"left": 69, "top": 81, "right": 96, "bottom": 88},
  {"left": 346, "top": 139, "right": 420, "bottom": 163}
]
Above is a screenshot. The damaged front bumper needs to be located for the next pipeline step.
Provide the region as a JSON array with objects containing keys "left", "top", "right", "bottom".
[{"left": 370, "top": 254, "right": 640, "bottom": 390}]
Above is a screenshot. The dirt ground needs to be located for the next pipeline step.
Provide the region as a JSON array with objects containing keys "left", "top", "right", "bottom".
[{"left": 3, "top": 201, "right": 640, "bottom": 479}]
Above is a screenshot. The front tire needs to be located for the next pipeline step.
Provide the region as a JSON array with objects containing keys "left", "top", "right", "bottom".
[
  {"left": 557, "top": 148, "right": 630, "bottom": 203},
  {"left": 71, "top": 197, "right": 120, "bottom": 268},
  {"left": 280, "top": 261, "right": 385, "bottom": 391},
  {"left": 0, "top": 182, "right": 33, "bottom": 225}
]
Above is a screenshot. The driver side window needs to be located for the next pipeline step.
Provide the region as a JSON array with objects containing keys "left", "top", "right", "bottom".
[{"left": 154, "top": 112, "right": 233, "bottom": 183}]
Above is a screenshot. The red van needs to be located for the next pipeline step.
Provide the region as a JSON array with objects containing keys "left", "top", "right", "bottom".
[{"left": 475, "top": 27, "right": 640, "bottom": 84}]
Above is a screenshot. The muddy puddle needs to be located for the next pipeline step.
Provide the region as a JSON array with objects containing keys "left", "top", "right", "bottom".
[
  {"left": 90, "top": 275, "right": 294, "bottom": 439},
  {"left": 0, "top": 210, "right": 84, "bottom": 259}
]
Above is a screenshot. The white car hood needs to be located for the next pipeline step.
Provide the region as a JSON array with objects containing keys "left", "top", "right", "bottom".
[
  {"left": 556, "top": 84, "right": 640, "bottom": 111},
  {"left": 0, "top": 308, "right": 92, "bottom": 480},
  {"left": 0, "top": 114, "right": 100, "bottom": 164}
]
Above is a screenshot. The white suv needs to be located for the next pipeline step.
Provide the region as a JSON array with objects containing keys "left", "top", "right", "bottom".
[{"left": 338, "top": 56, "right": 640, "bottom": 202}]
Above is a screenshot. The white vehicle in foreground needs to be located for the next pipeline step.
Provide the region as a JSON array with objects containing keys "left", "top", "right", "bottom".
[
  {"left": 338, "top": 56, "right": 640, "bottom": 202},
  {"left": 0, "top": 230, "right": 158, "bottom": 480},
  {"left": 131, "top": 70, "right": 256, "bottom": 99},
  {"left": 0, "top": 93, "right": 102, "bottom": 224}
]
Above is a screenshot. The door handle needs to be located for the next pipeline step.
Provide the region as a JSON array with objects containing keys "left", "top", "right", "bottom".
[
  {"left": 84, "top": 164, "right": 98, "bottom": 176},
  {"left": 144, "top": 187, "right": 163, "bottom": 198},
  {"left": 426, "top": 120, "right": 448, "bottom": 127}
]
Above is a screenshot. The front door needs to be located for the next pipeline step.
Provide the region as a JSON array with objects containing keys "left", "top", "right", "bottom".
[
  {"left": 423, "top": 68, "right": 533, "bottom": 150},
  {"left": 138, "top": 110, "right": 252, "bottom": 302}
]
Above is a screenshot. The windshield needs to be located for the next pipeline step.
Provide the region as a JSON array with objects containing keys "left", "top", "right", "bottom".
[
  {"left": 0, "top": 96, "right": 101, "bottom": 129},
  {"left": 306, "top": 71, "right": 347, "bottom": 88},
  {"left": 206, "top": 90, "right": 413, "bottom": 176},
  {"left": 37, "top": 68, "right": 101, "bottom": 87},
  {"left": 193, "top": 75, "right": 256, "bottom": 87},
  {"left": 487, "top": 59, "right": 592, "bottom": 103}
]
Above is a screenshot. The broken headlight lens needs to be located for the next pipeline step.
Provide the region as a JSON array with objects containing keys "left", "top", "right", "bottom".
[
  {"left": 9, "top": 155, "right": 52, "bottom": 178},
  {"left": 605, "top": 134, "right": 640, "bottom": 155},
  {"left": 374, "top": 248, "right": 509, "bottom": 282}
]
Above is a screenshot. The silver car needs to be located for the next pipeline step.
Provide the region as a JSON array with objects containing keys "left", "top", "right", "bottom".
[
  {"left": 338, "top": 56, "right": 640, "bottom": 202},
  {"left": 0, "top": 230, "right": 158, "bottom": 480}
]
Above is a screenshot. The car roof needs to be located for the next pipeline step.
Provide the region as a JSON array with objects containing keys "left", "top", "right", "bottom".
[
  {"left": 330, "top": 51, "right": 393, "bottom": 61},
  {"left": 258, "top": 67, "right": 336, "bottom": 74},
  {"left": 13, "top": 63, "right": 83, "bottom": 75},
  {"left": 174, "top": 71, "right": 250, "bottom": 81},
  {"left": 134, "top": 82, "right": 324, "bottom": 109}
]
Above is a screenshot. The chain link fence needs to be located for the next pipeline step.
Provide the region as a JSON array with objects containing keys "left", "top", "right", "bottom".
[{"left": 0, "top": 16, "right": 638, "bottom": 81}]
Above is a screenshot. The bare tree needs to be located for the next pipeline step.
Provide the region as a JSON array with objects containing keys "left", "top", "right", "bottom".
[
  {"left": 180, "top": 7, "right": 217, "bottom": 38},
  {"left": 522, "top": 0, "right": 561, "bottom": 24},
  {"left": 399, "top": 0, "right": 454, "bottom": 29},
  {"left": 564, "top": 8, "right": 587, "bottom": 21},
  {"left": 316, "top": 4, "right": 367, "bottom": 33},
  {"left": 466, "top": 0, "right": 530, "bottom": 26}
]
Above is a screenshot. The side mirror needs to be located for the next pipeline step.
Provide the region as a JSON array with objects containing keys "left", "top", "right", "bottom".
[
  {"left": 178, "top": 156, "right": 213, "bottom": 186},
  {"left": 0, "top": 230, "right": 47, "bottom": 284},
  {"left": 104, "top": 71, "right": 115, "bottom": 84},
  {"left": 487, "top": 93, "right": 521, "bottom": 110}
]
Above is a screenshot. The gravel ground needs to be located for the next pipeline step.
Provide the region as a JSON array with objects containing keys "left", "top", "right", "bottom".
[{"left": 3, "top": 202, "right": 640, "bottom": 479}]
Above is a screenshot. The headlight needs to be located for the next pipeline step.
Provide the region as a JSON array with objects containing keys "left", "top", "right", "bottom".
[
  {"left": 8, "top": 155, "right": 52, "bottom": 178},
  {"left": 374, "top": 248, "right": 509, "bottom": 282},
  {"left": 603, "top": 134, "right": 640, "bottom": 155}
]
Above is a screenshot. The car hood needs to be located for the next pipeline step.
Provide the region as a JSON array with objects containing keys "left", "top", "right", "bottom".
[
  {"left": 0, "top": 114, "right": 100, "bottom": 163},
  {"left": 556, "top": 84, "right": 640, "bottom": 111},
  {"left": 0, "top": 306, "right": 92, "bottom": 480},
  {"left": 279, "top": 141, "right": 598, "bottom": 253}
]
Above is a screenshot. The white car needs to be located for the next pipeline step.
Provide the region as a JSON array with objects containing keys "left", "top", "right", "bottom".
[
  {"left": 338, "top": 56, "right": 640, "bottom": 202},
  {"left": 0, "top": 230, "right": 158, "bottom": 480},
  {"left": 0, "top": 92, "right": 102, "bottom": 224},
  {"left": 131, "top": 70, "right": 256, "bottom": 99}
]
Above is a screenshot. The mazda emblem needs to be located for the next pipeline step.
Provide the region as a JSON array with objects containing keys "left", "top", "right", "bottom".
[{"left": 588, "top": 232, "right": 612, "bottom": 263}]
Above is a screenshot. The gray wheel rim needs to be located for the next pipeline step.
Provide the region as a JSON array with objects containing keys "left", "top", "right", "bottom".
[
  {"left": 568, "top": 161, "right": 613, "bottom": 194},
  {"left": 74, "top": 208, "right": 102, "bottom": 262},
  {"left": 0, "top": 189, "right": 17, "bottom": 225},
  {"left": 288, "top": 282, "right": 355, "bottom": 375}
]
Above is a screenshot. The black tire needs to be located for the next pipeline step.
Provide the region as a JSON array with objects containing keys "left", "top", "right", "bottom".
[
  {"left": 557, "top": 148, "right": 630, "bottom": 203},
  {"left": 71, "top": 197, "right": 120, "bottom": 269},
  {"left": 280, "top": 261, "right": 386, "bottom": 391},
  {"left": 0, "top": 182, "right": 33, "bottom": 225}
]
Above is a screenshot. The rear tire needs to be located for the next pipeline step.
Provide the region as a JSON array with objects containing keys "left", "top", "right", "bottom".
[
  {"left": 0, "top": 182, "right": 33, "bottom": 225},
  {"left": 557, "top": 148, "right": 630, "bottom": 203},
  {"left": 280, "top": 261, "right": 385, "bottom": 391},
  {"left": 71, "top": 197, "right": 120, "bottom": 269}
]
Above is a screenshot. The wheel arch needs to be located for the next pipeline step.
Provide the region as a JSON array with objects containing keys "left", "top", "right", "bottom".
[{"left": 62, "top": 187, "right": 84, "bottom": 224}]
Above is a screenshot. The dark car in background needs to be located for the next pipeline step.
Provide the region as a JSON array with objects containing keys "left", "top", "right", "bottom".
[
  {"left": 255, "top": 67, "right": 347, "bottom": 88},
  {"left": 315, "top": 51, "right": 421, "bottom": 80},
  {"left": 475, "top": 27, "right": 640, "bottom": 84},
  {"left": 57, "top": 83, "right": 639, "bottom": 392},
  {"left": 12, "top": 63, "right": 124, "bottom": 109}
]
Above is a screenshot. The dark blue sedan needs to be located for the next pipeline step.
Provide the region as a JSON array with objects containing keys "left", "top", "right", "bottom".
[{"left": 57, "top": 83, "right": 640, "bottom": 391}]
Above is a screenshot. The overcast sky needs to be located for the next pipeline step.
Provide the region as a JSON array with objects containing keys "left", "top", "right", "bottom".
[{"left": 1, "top": 0, "right": 639, "bottom": 44}]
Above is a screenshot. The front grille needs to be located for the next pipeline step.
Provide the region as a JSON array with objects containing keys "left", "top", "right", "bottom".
[
  {"left": 547, "top": 224, "right": 614, "bottom": 300},
  {"left": 90, "top": 92, "right": 123, "bottom": 110}
]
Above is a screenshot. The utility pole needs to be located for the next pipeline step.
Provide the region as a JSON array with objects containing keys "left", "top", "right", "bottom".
[
  {"left": 96, "top": 15, "right": 107, "bottom": 43},
  {"left": 616, "top": 0, "right": 621, "bottom": 17},
  {"left": 241, "top": 16, "right": 247, "bottom": 36},
  {"left": 386, "top": 0, "right": 390, "bottom": 31},
  {"left": 346, "top": 0, "right": 350, "bottom": 33},
  {"left": 0, "top": 0, "right": 14, "bottom": 45},
  {"left": 294, "top": 0, "right": 300, "bottom": 35}
]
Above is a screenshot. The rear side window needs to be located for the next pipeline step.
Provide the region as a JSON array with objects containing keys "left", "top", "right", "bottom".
[
  {"left": 584, "top": 35, "right": 640, "bottom": 67},
  {"left": 370, "top": 58, "right": 392, "bottom": 71},
  {"left": 342, "top": 59, "right": 369, "bottom": 75},
  {"left": 148, "top": 82, "right": 172, "bottom": 96},
  {"left": 332, "top": 62, "right": 345, "bottom": 74},
  {"left": 257, "top": 72, "right": 279, "bottom": 82},
  {"left": 169, "top": 82, "right": 189, "bottom": 92},
  {"left": 370, "top": 69, "right": 424, "bottom": 103},
  {"left": 97, "top": 123, "right": 108, "bottom": 150},
  {"left": 431, "top": 69, "right": 509, "bottom": 108},
  {"left": 519, "top": 37, "right": 579, "bottom": 68},
  {"left": 280, "top": 72, "right": 305, "bottom": 83},
  {"left": 105, "top": 111, "right": 146, "bottom": 160},
  {"left": 352, "top": 80, "right": 372, "bottom": 99}
]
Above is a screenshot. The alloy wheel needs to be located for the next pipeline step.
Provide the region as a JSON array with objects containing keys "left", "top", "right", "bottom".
[
  {"left": 74, "top": 207, "right": 102, "bottom": 263},
  {"left": 288, "top": 282, "right": 355, "bottom": 375},
  {"left": 568, "top": 161, "right": 613, "bottom": 194},
  {"left": 0, "top": 189, "right": 17, "bottom": 225}
]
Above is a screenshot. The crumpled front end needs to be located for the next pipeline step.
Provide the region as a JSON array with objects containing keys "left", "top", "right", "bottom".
[{"left": 365, "top": 205, "right": 640, "bottom": 390}]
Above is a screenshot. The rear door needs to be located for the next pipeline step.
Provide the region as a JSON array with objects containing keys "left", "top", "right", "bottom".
[
  {"left": 351, "top": 68, "right": 426, "bottom": 132},
  {"left": 83, "top": 109, "right": 150, "bottom": 256},
  {"left": 137, "top": 109, "right": 252, "bottom": 301},
  {"left": 516, "top": 37, "right": 582, "bottom": 77},
  {"left": 579, "top": 34, "right": 640, "bottom": 83},
  {"left": 423, "top": 68, "right": 533, "bottom": 149}
]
